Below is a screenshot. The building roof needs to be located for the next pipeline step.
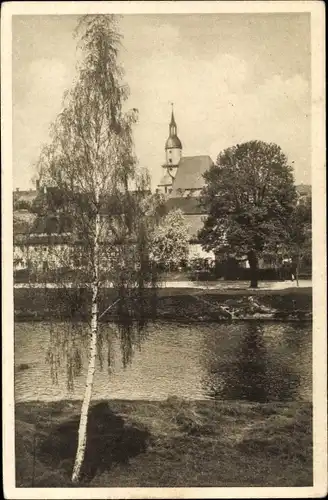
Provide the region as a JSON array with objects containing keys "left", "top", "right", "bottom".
[
  {"left": 13, "top": 189, "right": 38, "bottom": 203},
  {"left": 165, "top": 135, "right": 182, "bottom": 150},
  {"left": 158, "top": 172, "right": 173, "bottom": 187},
  {"left": 171, "top": 155, "right": 213, "bottom": 195},
  {"left": 30, "top": 215, "right": 72, "bottom": 235},
  {"left": 296, "top": 184, "right": 311, "bottom": 197},
  {"left": 165, "top": 108, "right": 182, "bottom": 149}
]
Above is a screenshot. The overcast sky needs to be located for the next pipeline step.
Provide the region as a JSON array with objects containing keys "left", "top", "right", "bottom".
[{"left": 12, "top": 13, "right": 311, "bottom": 190}]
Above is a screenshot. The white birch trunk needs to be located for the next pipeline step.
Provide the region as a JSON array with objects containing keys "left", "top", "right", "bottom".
[{"left": 72, "top": 207, "right": 100, "bottom": 484}]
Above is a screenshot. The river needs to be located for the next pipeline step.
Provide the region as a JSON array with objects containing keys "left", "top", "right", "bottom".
[{"left": 14, "top": 320, "right": 311, "bottom": 403}]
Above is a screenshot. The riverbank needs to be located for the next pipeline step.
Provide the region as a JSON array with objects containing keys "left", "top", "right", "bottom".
[
  {"left": 15, "top": 397, "right": 312, "bottom": 487},
  {"left": 14, "top": 286, "right": 312, "bottom": 322}
]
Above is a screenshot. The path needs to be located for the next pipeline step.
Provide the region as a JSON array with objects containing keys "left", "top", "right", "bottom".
[{"left": 14, "top": 280, "right": 312, "bottom": 290}]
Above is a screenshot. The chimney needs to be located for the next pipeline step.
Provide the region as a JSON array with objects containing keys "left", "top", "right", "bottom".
[{"left": 16, "top": 187, "right": 19, "bottom": 192}]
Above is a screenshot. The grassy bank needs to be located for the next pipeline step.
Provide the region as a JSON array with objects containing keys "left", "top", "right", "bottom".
[
  {"left": 14, "top": 286, "right": 312, "bottom": 322},
  {"left": 15, "top": 397, "right": 312, "bottom": 487}
]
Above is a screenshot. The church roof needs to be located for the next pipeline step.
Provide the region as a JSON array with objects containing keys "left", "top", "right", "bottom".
[
  {"left": 158, "top": 172, "right": 173, "bottom": 187},
  {"left": 165, "top": 135, "right": 182, "bottom": 150},
  {"left": 165, "top": 107, "right": 182, "bottom": 149},
  {"left": 171, "top": 155, "right": 213, "bottom": 195}
]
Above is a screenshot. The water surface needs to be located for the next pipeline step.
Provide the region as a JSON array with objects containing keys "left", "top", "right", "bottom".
[{"left": 14, "top": 321, "right": 311, "bottom": 403}]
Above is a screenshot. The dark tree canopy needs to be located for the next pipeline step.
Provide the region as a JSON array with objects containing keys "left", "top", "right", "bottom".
[
  {"left": 199, "top": 140, "right": 297, "bottom": 287},
  {"left": 281, "top": 194, "right": 312, "bottom": 283}
]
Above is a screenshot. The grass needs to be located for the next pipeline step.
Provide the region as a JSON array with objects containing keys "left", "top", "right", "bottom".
[
  {"left": 14, "top": 286, "right": 312, "bottom": 323},
  {"left": 15, "top": 397, "right": 312, "bottom": 488}
]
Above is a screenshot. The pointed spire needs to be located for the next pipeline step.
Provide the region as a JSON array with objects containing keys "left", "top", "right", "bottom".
[
  {"left": 170, "top": 102, "right": 176, "bottom": 126},
  {"left": 169, "top": 102, "right": 178, "bottom": 137}
]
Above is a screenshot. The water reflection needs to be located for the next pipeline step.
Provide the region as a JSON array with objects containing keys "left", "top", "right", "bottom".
[
  {"left": 203, "top": 322, "right": 304, "bottom": 402},
  {"left": 14, "top": 321, "right": 311, "bottom": 402}
]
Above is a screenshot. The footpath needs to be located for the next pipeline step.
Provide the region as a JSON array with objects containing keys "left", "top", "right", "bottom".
[
  {"left": 14, "top": 279, "right": 312, "bottom": 290},
  {"left": 159, "top": 279, "right": 312, "bottom": 290}
]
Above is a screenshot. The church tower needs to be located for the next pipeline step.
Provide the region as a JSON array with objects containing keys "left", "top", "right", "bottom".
[
  {"left": 158, "top": 104, "right": 182, "bottom": 194},
  {"left": 165, "top": 104, "right": 182, "bottom": 169}
]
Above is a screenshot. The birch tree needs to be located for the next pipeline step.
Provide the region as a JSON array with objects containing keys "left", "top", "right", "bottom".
[{"left": 36, "top": 15, "right": 158, "bottom": 484}]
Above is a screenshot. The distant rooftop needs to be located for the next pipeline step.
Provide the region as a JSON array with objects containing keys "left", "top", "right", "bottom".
[
  {"left": 13, "top": 188, "right": 38, "bottom": 203},
  {"left": 296, "top": 184, "right": 311, "bottom": 196}
]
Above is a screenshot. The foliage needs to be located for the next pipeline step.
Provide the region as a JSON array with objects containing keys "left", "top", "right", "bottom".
[
  {"left": 35, "top": 13, "right": 157, "bottom": 311},
  {"left": 198, "top": 140, "right": 297, "bottom": 286},
  {"left": 30, "top": 14, "right": 159, "bottom": 483},
  {"left": 150, "top": 209, "right": 190, "bottom": 270},
  {"left": 281, "top": 195, "right": 312, "bottom": 275}
]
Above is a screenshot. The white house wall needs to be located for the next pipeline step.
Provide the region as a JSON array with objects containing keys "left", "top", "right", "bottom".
[{"left": 188, "top": 243, "right": 215, "bottom": 261}]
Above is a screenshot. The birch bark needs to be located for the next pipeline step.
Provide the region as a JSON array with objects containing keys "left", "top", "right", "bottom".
[{"left": 72, "top": 207, "right": 100, "bottom": 483}]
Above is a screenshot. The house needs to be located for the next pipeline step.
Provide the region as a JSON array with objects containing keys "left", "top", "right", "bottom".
[{"left": 13, "top": 185, "right": 153, "bottom": 274}]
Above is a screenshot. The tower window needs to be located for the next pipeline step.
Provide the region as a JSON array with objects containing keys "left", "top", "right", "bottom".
[{"left": 168, "top": 159, "right": 172, "bottom": 164}]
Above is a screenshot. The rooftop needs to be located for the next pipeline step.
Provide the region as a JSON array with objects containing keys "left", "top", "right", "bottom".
[
  {"left": 171, "top": 156, "right": 214, "bottom": 196},
  {"left": 165, "top": 135, "right": 182, "bottom": 150},
  {"left": 158, "top": 172, "right": 173, "bottom": 187}
]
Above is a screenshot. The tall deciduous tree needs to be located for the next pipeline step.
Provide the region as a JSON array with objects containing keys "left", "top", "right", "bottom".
[
  {"left": 198, "top": 141, "right": 297, "bottom": 287},
  {"left": 36, "top": 15, "right": 158, "bottom": 483}
]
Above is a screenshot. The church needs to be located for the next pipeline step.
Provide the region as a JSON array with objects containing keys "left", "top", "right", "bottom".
[{"left": 157, "top": 107, "right": 215, "bottom": 261}]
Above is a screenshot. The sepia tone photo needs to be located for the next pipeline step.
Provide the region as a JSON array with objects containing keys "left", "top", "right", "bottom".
[{"left": 2, "top": 1, "right": 326, "bottom": 498}]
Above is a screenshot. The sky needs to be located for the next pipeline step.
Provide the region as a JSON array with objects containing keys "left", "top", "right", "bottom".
[{"left": 12, "top": 13, "right": 311, "bottom": 190}]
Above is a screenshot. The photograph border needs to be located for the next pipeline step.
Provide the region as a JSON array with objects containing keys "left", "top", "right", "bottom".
[{"left": 2, "top": 1, "right": 326, "bottom": 498}]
